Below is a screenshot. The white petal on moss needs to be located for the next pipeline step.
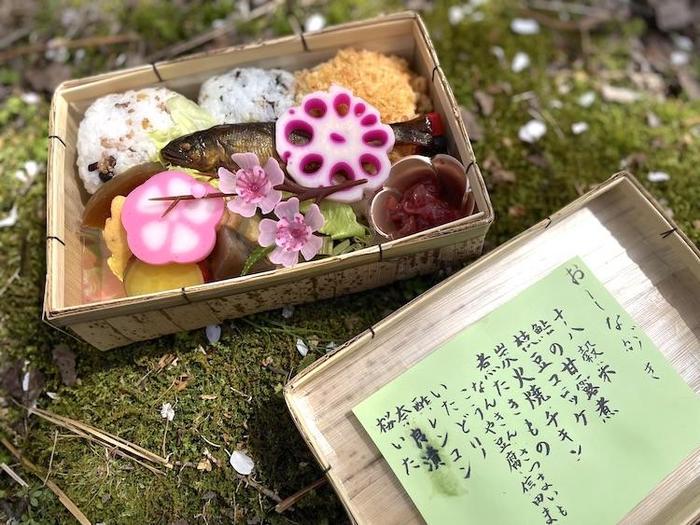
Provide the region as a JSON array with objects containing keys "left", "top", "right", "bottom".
[
  {"left": 205, "top": 324, "right": 221, "bottom": 344},
  {"left": 229, "top": 450, "right": 254, "bottom": 475},
  {"left": 518, "top": 120, "right": 547, "bottom": 143},
  {"left": 0, "top": 205, "right": 18, "bottom": 228},
  {"left": 601, "top": 84, "right": 641, "bottom": 104},
  {"left": 672, "top": 34, "right": 693, "bottom": 52},
  {"left": 448, "top": 5, "right": 465, "bottom": 25},
  {"left": 511, "top": 52, "right": 530, "bottom": 73},
  {"left": 296, "top": 338, "right": 309, "bottom": 357},
  {"left": 22, "top": 372, "right": 30, "bottom": 392},
  {"left": 646, "top": 112, "right": 661, "bottom": 128},
  {"left": 281, "top": 305, "right": 294, "bottom": 319},
  {"left": 577, "top": 91, "right": 596, "bottom": 108},
  {"left": 20, "top": 92, "right": 40, "bottom": 105},
  {"left": 671, "top": 50, "right": 689, "bottom": 66},
  {"left": 647, "top": 171, "right": 670, "bottom": 183},
  {"left": 511, "top": 18, "right": 540, "bottom": 35},
  {"left": 160, "top": 402, "right": 175, "bottom": 421},
  {"left": 304, "top": 13, "right": 326, "bottom": 32},
  {"left": 24, "top": 161, "right": 39, "bottom": 178},
  {"left": 571, "top": 122, "right": 589, "bottom": 135},
  {"left": 490, "top": 46, "right": 505, "bottom": 64}
]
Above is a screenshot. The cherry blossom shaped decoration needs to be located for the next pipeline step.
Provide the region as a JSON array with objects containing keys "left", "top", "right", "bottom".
[
  {"left": 122, "top": 170, "right": 225, "bottom": 265},
  {"left": 275, "top": 86, "right": 395, "bottom": 203},
  {"left": 258, "top": 197, "right": 324, "bottom": 268},
  {"left": 218, "top": 152, "right": 284, "bottom": 217}
]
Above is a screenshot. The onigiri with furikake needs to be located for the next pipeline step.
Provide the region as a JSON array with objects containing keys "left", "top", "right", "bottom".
[
  {"left": 77, "top": 87, "right": 187, "bottom": 194},
  {"left": 198, "top": 67, "right": 295, "bottom": 124}
]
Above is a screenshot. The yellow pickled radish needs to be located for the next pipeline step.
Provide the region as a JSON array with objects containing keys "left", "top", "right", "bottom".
[
  {"left": 123, "top": 259, "right": 205, "bottom": 296},
  {"left": 103, "top": 195, "right": 132, "bottom": 281}
]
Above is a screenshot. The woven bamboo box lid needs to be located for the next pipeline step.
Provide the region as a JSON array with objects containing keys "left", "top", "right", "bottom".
[{"left": 285, "top": 171, "right": 700, "bottom": 525}]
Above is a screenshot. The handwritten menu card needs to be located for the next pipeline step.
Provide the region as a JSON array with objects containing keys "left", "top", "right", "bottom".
[{"left": 353, "top": 257, "right": 700, "bottom": 525}]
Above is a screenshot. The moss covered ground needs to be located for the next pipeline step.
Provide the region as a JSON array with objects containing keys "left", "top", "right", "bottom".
[{"left": 0, "top": 1, "right": 698, "bottom": 523}]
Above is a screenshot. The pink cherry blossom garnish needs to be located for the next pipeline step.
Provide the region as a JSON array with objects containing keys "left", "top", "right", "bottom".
[
  {"left": 258, "top": 197, "right": 324, "bottom": 268},
  {"left": 275, "top": 86, "right": 395, "bottom": 203},
  {"left": 218, "top": 152, "right": 284, "bottom": 217},
  {"left": 122, "top": 171, "right": 224, "bottom": 265}
]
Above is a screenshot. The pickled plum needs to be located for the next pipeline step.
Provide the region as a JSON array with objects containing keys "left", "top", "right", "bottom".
[{"left": 384, "top": 177, "right": 462, "bottom": 237}]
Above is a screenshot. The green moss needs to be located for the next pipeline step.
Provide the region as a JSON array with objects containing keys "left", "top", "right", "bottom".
[{"left": 1, "top": 0, "right": 699, "bottom": 523}]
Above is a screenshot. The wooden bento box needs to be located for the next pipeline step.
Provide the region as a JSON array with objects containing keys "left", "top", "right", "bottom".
[
  {"left": 43, "top": 12, "right": 494, "bottom": 350},
  {"left": 285, "top": 172, "right": 700, "bottom": 525}
]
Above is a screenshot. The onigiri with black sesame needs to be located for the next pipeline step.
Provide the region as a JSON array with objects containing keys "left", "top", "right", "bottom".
[{"left": 198, "top": 67, "right": 295, "bottom": 124}]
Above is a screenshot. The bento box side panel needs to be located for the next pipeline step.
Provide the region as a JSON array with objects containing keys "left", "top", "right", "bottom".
[
  {"left": 46, "top": 91, "right": 67, "bottom": 314},
  {"left": 412, "top": 16, "right": 493, "bottom": 224},
  {"left": 46, "top": 88, "right": 85, "bottom": 313},
  {"left": 157, "top": 14, "right": 418, "bottom": 99},
  {"left": 66, "top": 224, "right": 487, "bottom": 350}
]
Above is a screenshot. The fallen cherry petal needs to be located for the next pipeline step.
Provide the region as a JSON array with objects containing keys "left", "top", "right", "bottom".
[
  {"left": 577, "top": 91, "right": 596, "bottom": 108},
  {"left": 647, "top": 171, "right": 670, "bottom": 183},
  {"left": 518, "top": 120, "right": 547, "bottom": 143},
  {"left": 206, "top": 324, "right": 222, "bottom": 344},
  {"left": 281, "top": 305, "right": 294, "bottom": 319},
  {"left": 0, "top": 205, "right": 18, "bottom": 228},
  {"left": 511, "top": 52, "right": 530, "bottom": 73},
  {"left": 229, "top": 450, "right": 254, "bottom": 475},
  {"left": 296, "top": 338, "right": 309, "bottom": 357},
  {"left": 511, "top": 18, "right": 540, "bottom": 35},
  {"left": 160, "top": 402, "right": 175, "bottom": 421},
  {"left": 571, "top": 122, "right": 589, "bottom": 135}
]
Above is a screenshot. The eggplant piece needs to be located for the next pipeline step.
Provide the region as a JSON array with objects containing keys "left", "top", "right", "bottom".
[{"left": 209, "top": 218, "right": 274, "bottom": 280}]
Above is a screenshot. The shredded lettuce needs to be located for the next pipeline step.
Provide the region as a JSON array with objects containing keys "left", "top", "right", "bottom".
[
  {"left": 149, "top": 94, "right": 217, "bottom": 153},
  {"left": 149, "top": 95, "right": 219, "bottom": 186}
]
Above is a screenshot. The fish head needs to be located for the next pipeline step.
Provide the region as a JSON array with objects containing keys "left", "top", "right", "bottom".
[{"left": 160, "top": 130, "right": 220, "bottom": 173}]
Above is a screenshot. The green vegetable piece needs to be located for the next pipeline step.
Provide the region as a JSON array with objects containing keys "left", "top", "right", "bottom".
[
  {"left": 241, "top": 245, "right": 274, "bottom": 276},
  {"left": 149, "top": 95, "right": 217, "bottom": 153},
  {"left": 313, "top": 201, "right": 367, "bottom": 240}
]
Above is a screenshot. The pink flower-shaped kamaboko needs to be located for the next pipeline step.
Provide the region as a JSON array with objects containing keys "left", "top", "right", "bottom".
[
  {"left": 275, "top": 86, "right": 396, "bottom": 203},
  {"left": 122, "top": 171, "right": 225, "bottom": 265},
  {"left": 218, "top": 152, "right": 284, "bottom": 217},
  {"left": 258, "top": 197, "right": 324, "bottom": 268}
]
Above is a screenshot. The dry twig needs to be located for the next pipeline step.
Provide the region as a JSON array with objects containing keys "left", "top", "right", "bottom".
[
  {"left": 27, "top": 407, "right": 171, "bottom": 473},
  {"left": 0, "top": 436, "right": 92, "bottom": 525},
  {"left": 1, "top": 462, "right": 28, "bottom": 487},
  {"left": 275, "top": 476, "right": 328, "bottom": 513},
  {"left": 43, "top": 429, "right": 59, "bottom": 485},
  {"left": 238, "top": 474, "right": 282, "bottom": 503},
  {"left": 0, "top": 34, "right": 140, "bottom": 63},
  {"left": 146, "top": 0, "right": 285, "bottom": 62},
  {"left": 519, "top": 7, "right": 608, "bottom": 32}
]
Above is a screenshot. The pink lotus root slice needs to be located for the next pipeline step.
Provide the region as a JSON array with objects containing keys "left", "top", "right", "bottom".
[{"left": 275, "top": 85, "right": 395, "bottom": 203}]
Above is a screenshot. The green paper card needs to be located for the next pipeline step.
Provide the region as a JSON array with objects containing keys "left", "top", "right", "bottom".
[{"left": 353, "top": 257, "right": 700, "bottom": 525}]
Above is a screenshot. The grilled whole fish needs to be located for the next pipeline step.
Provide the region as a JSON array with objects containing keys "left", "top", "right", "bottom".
[{"left": 160, "top": 114, "right": 445, "bottom": 173}]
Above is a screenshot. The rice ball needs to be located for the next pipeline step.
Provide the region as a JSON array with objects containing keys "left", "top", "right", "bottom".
[
  {"left": 198, "top": 67, "right": 295, "bottom": 124},
  {"left": 77, "top": 87, "right": 179, "bottom": 194}
]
